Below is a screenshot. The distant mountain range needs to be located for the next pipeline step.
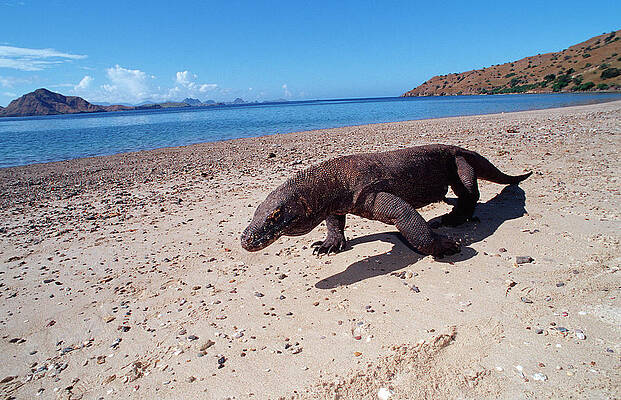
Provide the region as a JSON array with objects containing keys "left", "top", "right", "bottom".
[
  {"left": 403, "top": 30, "right": 621, "bottom": 96},
  {"left": 0, "top": 89, "right": 293, "bottom": 117}
]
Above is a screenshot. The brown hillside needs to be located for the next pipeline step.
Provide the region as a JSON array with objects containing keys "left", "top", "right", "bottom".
[
  {"left": 0, "top": 88, "right": 132, "bottom": 117},
  {"left": 403, "top": 30, "right": 621, "bottom": 96}
]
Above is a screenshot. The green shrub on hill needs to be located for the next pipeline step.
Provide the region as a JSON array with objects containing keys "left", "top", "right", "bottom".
[
  {"left": 604, "top": 32, "right": 616, "bottom": 43},
  {"left": 597, "top": 83, "right": 609, "bottom": 90},
  {"left": 509, "top": 77, "right": 523, "bottom": 87},
  {"left": 600, "top": 67, "right": 620, "bottom": 79},
  {"left": 552, "top": 74, "right": 572, "bottom": 91},
  {"left": 572, "top": 81, "right": 595, "bottom": 91}
]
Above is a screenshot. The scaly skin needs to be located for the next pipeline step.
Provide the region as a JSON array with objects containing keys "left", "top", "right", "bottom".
[{"left": 241, "top": 144, "right": 531, "bottom": 258}]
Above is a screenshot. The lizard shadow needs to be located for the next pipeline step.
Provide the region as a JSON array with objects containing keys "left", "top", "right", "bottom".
[{"left": 315, "top": 185, "right": 527, "bottom": 289}]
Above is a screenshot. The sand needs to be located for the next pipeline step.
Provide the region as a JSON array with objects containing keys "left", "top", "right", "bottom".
[{"left": 0, "top": 100, "right": 619, "bottom": 399}]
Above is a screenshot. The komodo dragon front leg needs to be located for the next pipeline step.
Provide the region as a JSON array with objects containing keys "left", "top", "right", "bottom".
[
  {"left": 312, "top": 214, "right": 346, "bottom": 255},
  {"left": 364, "top": 192, "right": 460, "bottom": 257}
]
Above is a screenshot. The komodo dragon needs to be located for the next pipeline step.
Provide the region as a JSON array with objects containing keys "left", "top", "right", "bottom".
[{"left": 241, "top": 144, "right": 531, "bottom": 257}]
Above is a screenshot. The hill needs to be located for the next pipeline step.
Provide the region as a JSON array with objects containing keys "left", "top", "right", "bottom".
[
  {"left": 182, "top": 98, "right": 202, "bottom": 106},
  {"left": 0, "top": 89, "right": 132, "bottom": 117},
  {"left": 403, "top": 30, "right": 621, "bottom": 97}
]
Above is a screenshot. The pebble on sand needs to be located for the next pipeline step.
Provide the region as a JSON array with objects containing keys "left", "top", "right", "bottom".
[
  {"left": 516, "top": 256, "right": 534, "bottom": 264},
  {"left": 378, "top": 387, "right": 394, "bottom": 399}
]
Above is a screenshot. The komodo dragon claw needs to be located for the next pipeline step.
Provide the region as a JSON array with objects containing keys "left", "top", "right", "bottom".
[{"left": 311, "top": 240, "right": 346, "bottom": 256}]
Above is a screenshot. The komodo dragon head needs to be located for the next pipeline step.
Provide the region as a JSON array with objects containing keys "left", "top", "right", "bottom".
[{"left": 241, "top": 188, "right": 314, "bottom": 252}]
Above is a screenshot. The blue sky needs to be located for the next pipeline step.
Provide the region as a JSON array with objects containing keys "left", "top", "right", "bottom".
[{"left": 0, "top": 0, "right": 619, "bottom": 106}]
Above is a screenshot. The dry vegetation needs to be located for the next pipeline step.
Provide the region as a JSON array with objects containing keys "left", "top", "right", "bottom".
[{"left": 403, "top": 30, "right": 621, "bottom": 96}]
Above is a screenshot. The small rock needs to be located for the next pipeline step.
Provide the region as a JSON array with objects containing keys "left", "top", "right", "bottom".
[
  {"left": 377, "top": 387, "right": 393, "bottom": 400},
  {"left": 575, "top": 329, "right": 586, "bottom": 340},
  {"left": 354, "top": 352, "right": 362, "bottom": 357},
  {"left": 186, "top": 376, "right": 196, "bottom": 383},
  {"left": 532, "top": 372, "right": 548, "bottom": 381},
  {"left": 516, "top": 256, "right": 534, "bottom": 264},
  {"left": 556, "top": 282, "right": 565, "bottom": 287},
  {"left": 521, "top": 297, "right": 533, "bottom": 304},
  {"left": 254, "top": 292, "right": 264, "bottom": 298},
  {"left": 187, "top": 335, "right": 199, "bottom": 341},
  {"left": 277, "top": 274, "right": 287, "bottom": 280}
]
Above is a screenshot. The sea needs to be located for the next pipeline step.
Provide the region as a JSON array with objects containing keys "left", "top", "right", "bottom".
[{"left": 0, "top": 93, "right": 619, "bottom": 168}]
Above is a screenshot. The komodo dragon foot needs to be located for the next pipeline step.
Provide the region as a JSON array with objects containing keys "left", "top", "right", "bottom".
[
  {"left": 311, "top": 236, "right": 346, "bottom": 256},
  {"left": 421, "top": 233, "right": 461, "bottom": 258}
]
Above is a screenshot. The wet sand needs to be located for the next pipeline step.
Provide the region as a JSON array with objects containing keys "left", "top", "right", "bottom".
[{"left": 1, "top": 100, "right": 619, "bottom": 399}]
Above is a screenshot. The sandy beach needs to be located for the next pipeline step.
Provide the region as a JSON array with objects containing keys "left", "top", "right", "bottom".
[{"left": 1, "top": 100, "right": 619, "bottom": 399}]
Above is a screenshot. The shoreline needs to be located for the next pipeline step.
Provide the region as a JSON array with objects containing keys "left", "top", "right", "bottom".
[
  {"left": 2, "top": 91, "right": 618, "bottom": 121},
  {"left": 1, "top": 99, "right": 619, "bottom": 399},
  {"left": 2, "top": 98, "right": 620, "bottom": 171},
  {"left": 1, "top": 94, "right": 621, "bottom": 170}
]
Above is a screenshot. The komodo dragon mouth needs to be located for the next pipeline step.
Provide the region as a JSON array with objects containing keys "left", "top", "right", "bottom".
[{"left": 241, "top": 211, "right": 297, "bottom": 251}]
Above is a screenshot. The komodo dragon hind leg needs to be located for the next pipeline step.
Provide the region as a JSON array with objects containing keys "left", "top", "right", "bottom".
[
  {"left": 442, "top": 156, "right": 480, "bottom": 227},
  {"left": 312, "top": 214, "right": 346, "bottom": 255},
  {"left": 367, "top": 192, "right": 460, "bottom": 258}
]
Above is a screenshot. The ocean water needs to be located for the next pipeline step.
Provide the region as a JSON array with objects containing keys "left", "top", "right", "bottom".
[{"left": 0, "top": 93, "right": 619, "bottom": 168}]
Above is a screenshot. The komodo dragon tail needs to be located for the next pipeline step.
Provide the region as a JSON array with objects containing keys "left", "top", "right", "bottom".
[{"left": 461, "top": 150, "right": 532, "bottom": 185}]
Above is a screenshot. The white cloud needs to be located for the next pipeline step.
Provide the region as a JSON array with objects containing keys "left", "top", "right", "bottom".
[
  {"left": 62, "top": 66, "right": 222, "bottom": 104},
  {"left": 100, "top": 65, "right": 150, "bottom": 103},
  {"left": 175, "top": 70, "right": 196, "bottom": 87},
  {"left": 0, "top": 76, "right": 15, "bottom": 87},
  {"left": 169, "top": 70, "right": 218, "bottom": 98},
  {"left": 74, "top": 75, "right": 93, "bottom": 90},
  {"left": 0, "top": 75, "right": 36, "bottom": 88},
  {"left": 0, "top": 45, "right": 86, "bottom": 71},
  {"left": 199, "top": 83, "right": 217, "bottom": 92},
  {"left": 282, "top": 83, "right": 292, "bottom": 98}
]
